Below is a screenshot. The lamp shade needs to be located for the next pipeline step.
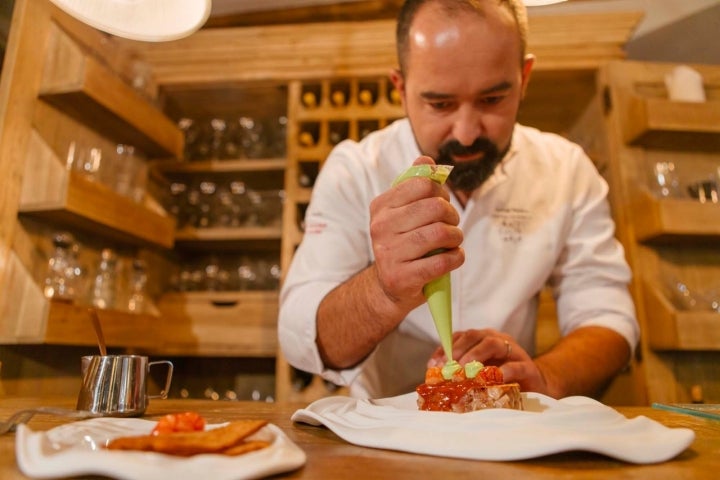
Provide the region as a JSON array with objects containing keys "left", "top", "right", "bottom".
[{"left": 48, "top": 0, "right": 212, "bottom": 42}]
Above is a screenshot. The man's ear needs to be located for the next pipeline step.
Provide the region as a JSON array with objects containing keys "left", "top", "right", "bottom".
[
  {"left": 389, "top": 67, "right": 406, "bottom": 104},
  {"left": 520, "top": 54, "right": 535, "bottom": 99}
]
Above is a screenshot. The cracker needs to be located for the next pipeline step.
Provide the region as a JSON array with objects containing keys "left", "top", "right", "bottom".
[
  {"left": 107, "top": 419, "right": 268, "bottom": 457},
  {"left": 220, "top": 440, "right": 271, "bottom": 456}
]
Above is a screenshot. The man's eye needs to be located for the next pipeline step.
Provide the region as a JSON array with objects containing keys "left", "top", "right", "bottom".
[
  {"left": 481, "top": 95, "right": 504, "bottom": 106},
  {"left": 429, "top": 101, "right": 452, "bottom": 110}
]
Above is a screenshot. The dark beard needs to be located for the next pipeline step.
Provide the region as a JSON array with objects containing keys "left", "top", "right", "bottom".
[{"left": 436, "top": 137, "right": 505, "bottom": 192}]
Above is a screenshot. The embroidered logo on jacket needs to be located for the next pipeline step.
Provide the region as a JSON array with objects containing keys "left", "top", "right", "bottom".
[{"left": 492, "top": 208, "right": 531, "bottom": 243}]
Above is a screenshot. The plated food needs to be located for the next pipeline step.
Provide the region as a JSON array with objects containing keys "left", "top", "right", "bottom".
[
  {"left": 106, "top": 412, "right": 270, "bottom": 456},
  {"left": 417, "top": 361, "right": 523, "bottom": 413}
]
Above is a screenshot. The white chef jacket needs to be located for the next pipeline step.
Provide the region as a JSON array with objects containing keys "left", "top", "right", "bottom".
[{"left": 278, "top": 118, "right": 639, "bottom": 399}]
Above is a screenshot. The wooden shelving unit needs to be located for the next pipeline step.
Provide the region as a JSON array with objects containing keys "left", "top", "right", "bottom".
[
  {"left": 44, "top": 300, "right": 160, "bottom": 349},
  {"left": 642, "top": 283, "right": 720, "bottom": 351},
  {"left": 20, "top": 170, "right": 176, "bottom": 249},
  {"left": 174, "top": 227, "right": 282, "bottom": 241},
  {"left": 601, "top": 60, "right": 720, "bottom": 404},
  {"left": 281, "top": 77, "right": 405, "bottom": 284},
  {"left": 619, "top": 93, "right": 720, "bottom": 150},
  {"left": 38, "top": 22, "right": 184, "bottom": 159},
  {"left": 153, "top": 291, "right": 279, "bottom": 357},
  {"left": 632, "top": 190, "right": 720, "bottom": 243},
  {"left": 154, "top": 158, "right": 286, "bottom": 175}
]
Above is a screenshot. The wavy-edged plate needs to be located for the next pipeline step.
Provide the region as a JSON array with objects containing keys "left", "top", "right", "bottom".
[
  {"left": 291, "top": 392, "right": 694, "bottom": 464},
  {"left": 16, "top": 417, "right": 306, "bottom": 480}
]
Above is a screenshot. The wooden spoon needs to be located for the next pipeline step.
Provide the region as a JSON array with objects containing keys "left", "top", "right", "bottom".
[{"left": 88, "top": 307, "right": 107, "bottom": 356}]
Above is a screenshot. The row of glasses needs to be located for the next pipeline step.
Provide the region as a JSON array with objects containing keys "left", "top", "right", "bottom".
[
  {"left": 43, "top": 232, "right": 150, "bottom": 313},
  {"left": 170, "top": 254, "right": 281, "bottom": 292},
  {"left": 67, "top": 141, "right": 148, "bottom": 203},
  {"left": 162, "top": 179, "right": 284, "bottom": 230},
  {"left": 178, "top": 115, "right": 287, "bottom": 161},
  {"left": 648, "top": 161, "right": 719, "bottom": 203},
  {"left": 661, "top": 274, "right": 720, "bottom": 313}
]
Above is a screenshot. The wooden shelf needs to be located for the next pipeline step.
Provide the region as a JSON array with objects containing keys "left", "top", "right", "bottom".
[
  {"left": 632, "top": 190, "right": 720, "bottom": 244},
  {"left": 642, "top": 282, "right": 720, "bottom": 351},
  {"left": 19, "top": 169, "right": 176, "bottom": 249},
  {"left": 153, "top": 291, "right": 279, "bottom": 357},
  {"left": 296, "top": 101, "right": 404, "bottom": 122},
  {"left": 44, "top": 301, "right": 160, "bottom": 349},
  {"left": 39, "top": 22, "right": 183, "bottom": 158},
  {"left": 154, "top": 158, "right": 286, "bottom": 174},
  {"left": 174, "top": 226, "right": 282, "bottom": 252},
  {"left": 620, "top": 93, "right": 720, "bottom": 151}
]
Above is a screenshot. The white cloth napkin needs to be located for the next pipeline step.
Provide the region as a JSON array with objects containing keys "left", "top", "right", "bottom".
[{"left": 292, "top": 392, "right": 695, "bottom": 464}]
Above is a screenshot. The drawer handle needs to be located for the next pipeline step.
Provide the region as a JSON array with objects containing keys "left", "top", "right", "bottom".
[{"left": 210, "top": 300, "right": 239, "bottom": 308}]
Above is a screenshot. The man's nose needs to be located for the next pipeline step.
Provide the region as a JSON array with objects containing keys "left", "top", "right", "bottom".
[{"left": 452, "top": 107, "right": 483, "bottom": 146}]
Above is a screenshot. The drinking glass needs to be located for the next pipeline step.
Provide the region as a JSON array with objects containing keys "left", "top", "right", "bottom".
[
  {"left": 687, "top": 179, "right": 719, "bottom": 204},
  {"left": 208, "top": 118, "right": 228, "bottom": 160},
  {"left": 662, "top": 275, "right": 704, "bottom": 311},
  {"left": 649, "top": 161, "right": 681, "bottom": 198},
  {"left": 90, "top": 248, "right": 118, "bottom": 310},
  {"left": 112, "top": 144, "right": 147, "bottom": 203},
  {"left": 196, "top": 180, "right": 217, "bottom": 228},
  {"left": 44, "top": 231, "right": 81, "bottom": 301},
  {"left": 238, "top": 116, "right": 265, "bottom": 159},
  {"left": 127, "top": 259, "right": 148, "bottom": 313},
  {"left": 237, "top": 256, "right": 258, "bottom": 291},
  {"left": 178, "top": 117, "right": 200, "bottom": 161},
  {"left": 72, "top": 144, "right": 104, "bottom": 182}
]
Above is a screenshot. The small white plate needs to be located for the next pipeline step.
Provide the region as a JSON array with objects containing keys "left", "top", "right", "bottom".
[
  {"left": 292, "top": 392, "right": 695, "bottom": 464},
  {"left": 16, "top": 417, "right": 306, "bottom": 480}
]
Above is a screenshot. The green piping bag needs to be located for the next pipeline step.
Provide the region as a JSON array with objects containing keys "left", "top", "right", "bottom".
[{"left": 392, "top": 164, "right": 455, "bottom": 363}]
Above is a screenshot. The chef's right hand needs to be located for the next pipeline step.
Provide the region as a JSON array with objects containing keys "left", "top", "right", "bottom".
[{"left": 368, "top": 157, "right": 464, "bottom": 311}]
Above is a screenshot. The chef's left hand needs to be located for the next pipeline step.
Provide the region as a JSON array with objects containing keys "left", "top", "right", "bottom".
[{"left": 427, "top": 328, "right": 550, "bottom": 395}]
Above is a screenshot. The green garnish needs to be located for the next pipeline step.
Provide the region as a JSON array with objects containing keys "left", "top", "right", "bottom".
[
  {"left": 464, "top": 360, "right": 484, "bottom": 379},
  {"left": 441, "top": 360, "right": 462, "bottom": 380}
]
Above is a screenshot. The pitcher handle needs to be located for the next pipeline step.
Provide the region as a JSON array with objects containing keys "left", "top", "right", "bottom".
[{"left": 148, "top": 360, "right": 173, "bottom": 399}]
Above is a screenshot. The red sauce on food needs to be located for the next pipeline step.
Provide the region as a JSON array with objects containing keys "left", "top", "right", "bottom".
[{"left": 416, "top": 365, "right": 504, "bottom": 412}]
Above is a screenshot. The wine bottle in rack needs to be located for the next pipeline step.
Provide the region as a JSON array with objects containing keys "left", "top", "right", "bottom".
[
  {"left": 328, "top": 121, "right": 349, "bottom": 145},
  {"left": 298, "top": 160, "right": 320, "bottom": 188},
  {"left": 388, "top": 86, "right": 402, "bottom": 105},
  {"left": 330, "top": 89, "right": 346, "bottom": 107},
  {"left": 358, "top": 89, "right": 374, "bottom": 106},
  {"left": 298, "top": 122, "right": 320, "bottom": 147},
  {"left": 357, "top": 82, "right": 378, "bottom": 106},
  {"left": 302, "top": 91, "right": 318, "bottom": 109}
]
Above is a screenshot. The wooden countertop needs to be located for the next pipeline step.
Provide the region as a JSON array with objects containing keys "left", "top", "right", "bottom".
[{"left": 1, "top": 396, "right": 718, "bottom": 479}]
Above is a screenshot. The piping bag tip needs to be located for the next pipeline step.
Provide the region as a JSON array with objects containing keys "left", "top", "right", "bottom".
[{"left": 424, "top": 272, "right": 453, "bottom": 362}]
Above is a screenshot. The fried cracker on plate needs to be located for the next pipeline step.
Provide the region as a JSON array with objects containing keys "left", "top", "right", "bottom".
[{"left": 107, "top": 420, "right": 269, "bottom": 456}]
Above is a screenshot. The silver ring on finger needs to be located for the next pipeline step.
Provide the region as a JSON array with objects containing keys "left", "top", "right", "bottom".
[{"left": 504, "top": 339, "right": 512, "bottom": 359}]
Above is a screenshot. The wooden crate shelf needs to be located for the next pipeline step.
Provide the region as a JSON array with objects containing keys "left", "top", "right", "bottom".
[
  {"left": 620, "top": 93, "right": 720, "bottom": 151},
  {"left": 19, "top": 169, "right": 175, "bottom": 249},
  {"left": 44, "top": 301, "right": 160, "bottom": 349},
  {"left": 642, "top": 282, "right": 720, "bottom": 351},
  {"left": 632, "top": 190, "right": 720, "bottom": 243},
  {"left": 153, "top": 291, "right": 279, "bottom": 357},
  {"left": 154, "top": 158, "right": 286, "bottom": 174},
  {"left": 39, "top": 22, "right": 183, "bottom": 158},
  {"left": 173, "top": 227, "right": 282, "bottom": 251},
  {"left": 296, "top": 102, "right": 404, "bottom": 122}
]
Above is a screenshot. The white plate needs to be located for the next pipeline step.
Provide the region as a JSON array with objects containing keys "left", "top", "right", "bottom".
[
  {"left": 291, "top": 392, "right": 695, "bottom": 464},
  {"left": 49, "top": 0, "right": 211, "bottom": 42},
  {"left": 16, "top": 417, "right": 306, "bottom": 480}
]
